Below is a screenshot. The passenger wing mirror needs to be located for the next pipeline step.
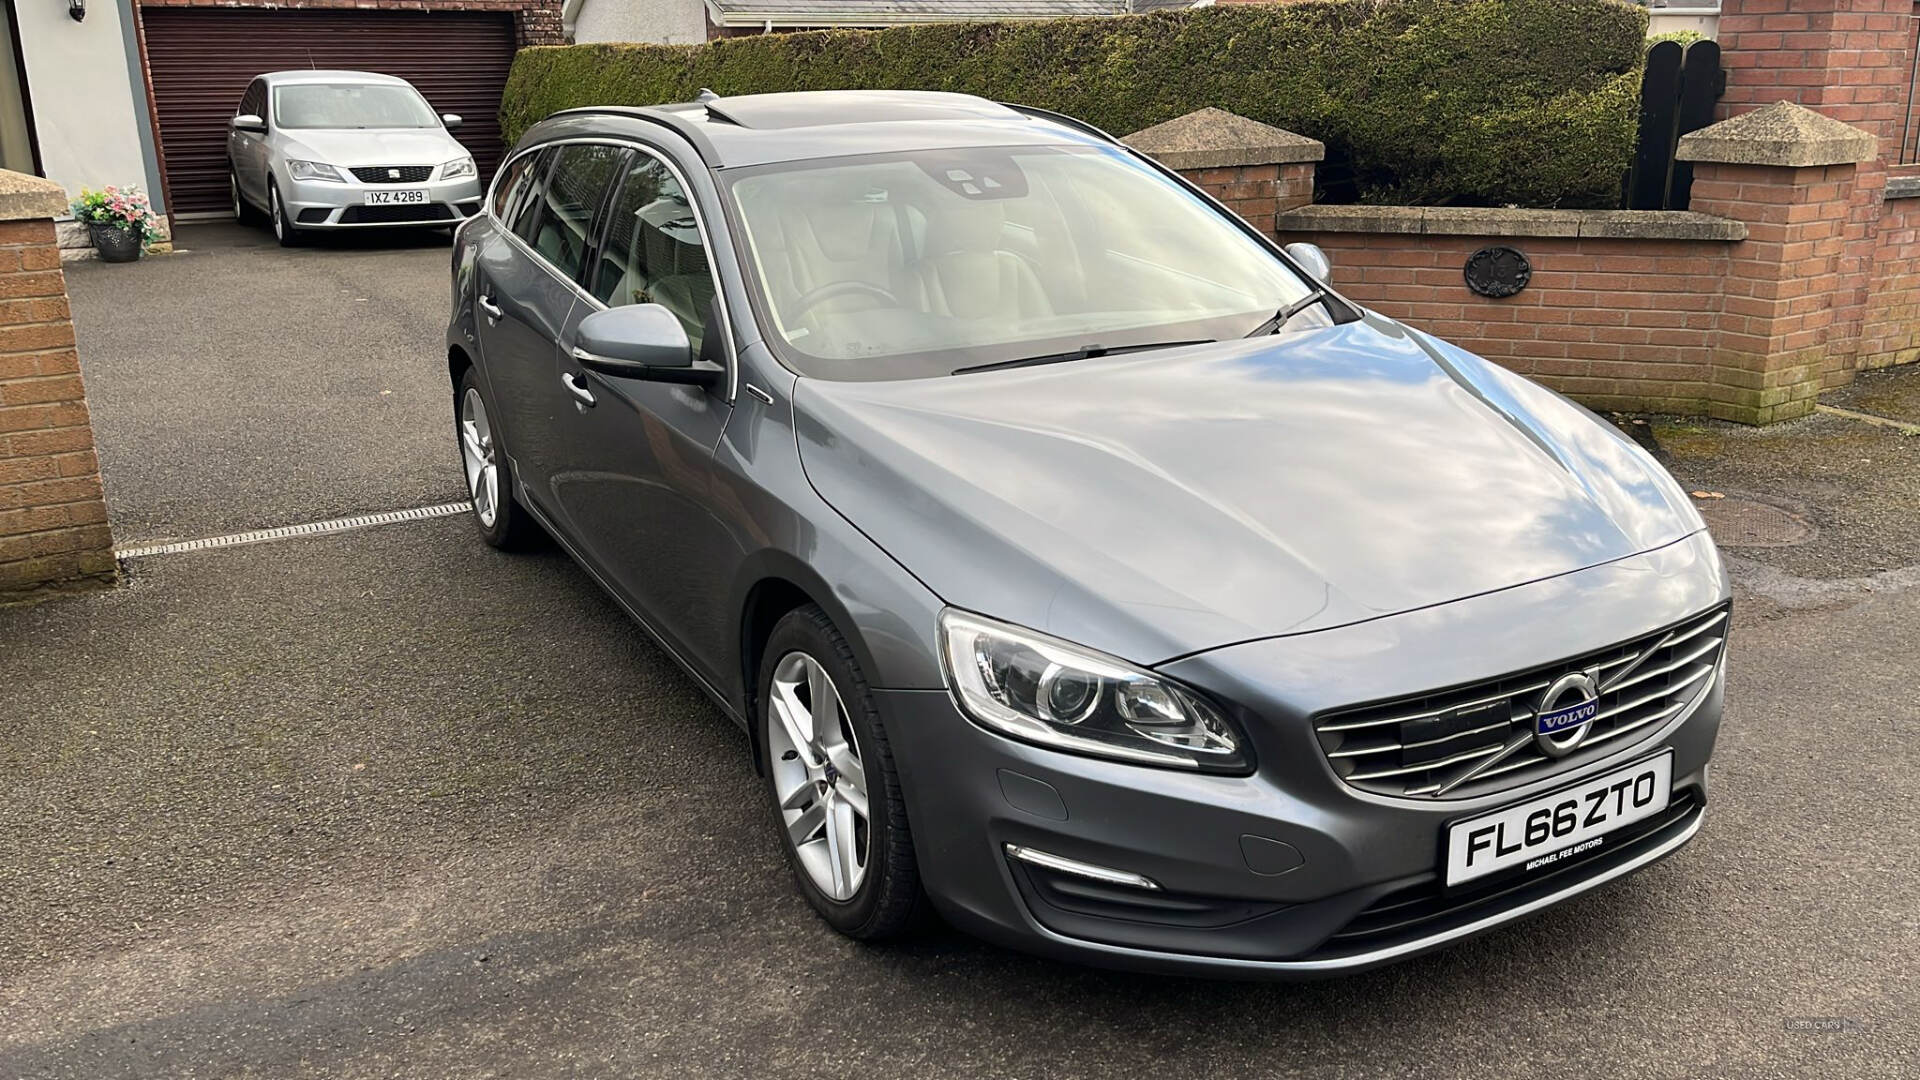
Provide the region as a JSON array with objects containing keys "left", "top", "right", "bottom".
[
  {"left": 441, "top": 113, "right": 464, "bottom": 131},
  {"left": 572, "top": 304, "right": 720, "bottom": 387},
  {"left": 231, "top": 114, "right": 267, "bottom": 134},
  {"left": 1284, "top": 241, "right": 1332, "bottom": 282}
]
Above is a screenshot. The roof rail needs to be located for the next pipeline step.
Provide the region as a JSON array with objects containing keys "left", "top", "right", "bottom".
[
  {"left": 538, "top": 104, "right": 720, "bottom": 160},
  {"left": 999, "top": 103, "right": 1123, "bottom": 146}
]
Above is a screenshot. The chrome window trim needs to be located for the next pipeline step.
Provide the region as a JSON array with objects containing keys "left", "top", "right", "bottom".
[{"left": 483, "top": 136, "right": 740, "bottom": 404}]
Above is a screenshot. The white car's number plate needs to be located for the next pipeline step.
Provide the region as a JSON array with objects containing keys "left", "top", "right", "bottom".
[
  {"left": 1445, "top": 751, "right": 1672, "bottom": 886},
  {"left": 363, "top": 189, "right": 428, "bottom": 205}
]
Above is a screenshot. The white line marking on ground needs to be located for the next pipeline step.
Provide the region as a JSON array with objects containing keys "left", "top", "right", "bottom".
[
  {"left": 1815, "top": 403, "right": 1920, "bottom": 435},
  {"left": 116, "top": 502, "right": 472, "bottom": 560}
]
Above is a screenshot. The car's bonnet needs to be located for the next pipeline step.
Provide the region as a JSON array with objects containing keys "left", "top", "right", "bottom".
[
  {"left": 277, "top": 128, "right": 469, "bottom": 169},
  {"left": 794, "top": 314, "right": 1704, "bottom": 666}
]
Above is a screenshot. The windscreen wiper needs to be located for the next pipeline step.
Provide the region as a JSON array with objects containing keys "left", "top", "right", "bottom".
[
  {"left": 953, "top": 339, "right": 1213, "bottom": 376},
  {"left": 1243, "top": 287, "right": 1333, "bottom": 338}
]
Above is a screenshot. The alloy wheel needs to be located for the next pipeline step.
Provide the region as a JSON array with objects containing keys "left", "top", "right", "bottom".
[
  {"left": 767, "top": 650, "right": 871, "bottom": 901},
  {"left": 458, "top": 387, "right": 499, "bottom": 527}
]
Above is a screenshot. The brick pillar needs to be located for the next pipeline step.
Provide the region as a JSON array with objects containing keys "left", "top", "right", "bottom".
[
  {"left": 1716, "top": 0, "right": 1913, "bottom": 388},
  {"left": 1679, "top": 103, "right": 1878, "bottom": 423},
  {"left": 1119, "top": 108, "right": 1325, "bottom": 235},
  {"left": 0, "top": 172, "right": 115, "bottom": 601}
]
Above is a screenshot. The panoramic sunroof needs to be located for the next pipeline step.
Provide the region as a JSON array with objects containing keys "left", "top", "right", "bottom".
[{"left": 700, "top": 91, "right": 1023, "bottom": 131}]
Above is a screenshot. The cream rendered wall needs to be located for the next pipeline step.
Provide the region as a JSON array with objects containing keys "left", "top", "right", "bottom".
[
  {"left": 571, "top": 0, "right": 707, "bottom": 45},
  {"left": 15, "top": 0, "right": 156, "bottom": 205}
]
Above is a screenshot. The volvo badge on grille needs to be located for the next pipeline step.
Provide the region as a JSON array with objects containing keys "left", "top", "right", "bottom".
[{"left": 1533, "top": 672, "right": 1600, "bottom": 757}]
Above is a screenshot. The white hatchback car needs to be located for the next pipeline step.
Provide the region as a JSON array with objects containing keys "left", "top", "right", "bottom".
[{"left": 227, "top": 70, "right": 485, "bottom": 245}]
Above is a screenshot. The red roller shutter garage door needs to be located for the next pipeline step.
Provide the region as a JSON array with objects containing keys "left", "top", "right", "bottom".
[{"left": 142, "top": 8, "right": 517, "bottom": 215}]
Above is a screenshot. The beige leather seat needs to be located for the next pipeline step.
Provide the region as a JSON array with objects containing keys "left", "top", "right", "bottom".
[
  {"left": 908, "top": 201, "right": 1052, "bottom": 320},
  {"left": 763, "top": 194, "right": 907, "bottom": 318}
]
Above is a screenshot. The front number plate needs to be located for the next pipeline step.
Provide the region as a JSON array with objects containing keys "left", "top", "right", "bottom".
[
  {"left": 1445, "top": 751, "right": 1672, "bottom": 887},
  {"left": 364, "top": 189, "right": 428, "bottom": 205}
]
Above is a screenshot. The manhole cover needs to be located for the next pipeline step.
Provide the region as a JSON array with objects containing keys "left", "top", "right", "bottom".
[{"left": 1694, "top": 497, "right": 1815, "bottom": 548}]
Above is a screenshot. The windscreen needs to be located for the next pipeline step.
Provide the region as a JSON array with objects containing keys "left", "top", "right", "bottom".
[
  {"left": 724, "top": 144, "right": 1321, "bottom": 380},
  {"left": 273, "top": 83, "right": 439, "bottom": 130}
]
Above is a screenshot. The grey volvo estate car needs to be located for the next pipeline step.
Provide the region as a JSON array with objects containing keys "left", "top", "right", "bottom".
[{"left": 445, "top": 91, "right": 1729, "bottom": 977}]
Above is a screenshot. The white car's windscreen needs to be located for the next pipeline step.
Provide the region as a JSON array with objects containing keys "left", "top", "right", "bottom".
[
  {"left": 724, "top": 144, "right": 1322, "bottom": 380},
  {"left": 273, "top": 84, "right": 440, "bottom": 130}
]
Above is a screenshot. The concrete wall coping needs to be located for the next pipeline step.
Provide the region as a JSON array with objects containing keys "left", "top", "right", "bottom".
[
  {"left": 1122, "top": 107, "right": 1325, "bottom": 170},
  {"left": 1276, "top": 204, "right": 1748, "bottom": 242},
  {"left": 0, "top": 170, "right": 69, "bottom": 223},
  {"left": 1676, "top": 100, "right": 1876, "bottom": 168},
  {"left": 1884, "top": 175, "right": 1920, "bottom": 200}
]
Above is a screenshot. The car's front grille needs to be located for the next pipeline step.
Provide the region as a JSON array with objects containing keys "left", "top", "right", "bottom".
[
  {"left": 1313, "top": 606, "right": 1728, "bottom": 800},
  {"left": 338, "top": 204, "right": 453, "bottom": 224},
  {"left": 349, "top": 165, "right": 434, "bottom": 184}
]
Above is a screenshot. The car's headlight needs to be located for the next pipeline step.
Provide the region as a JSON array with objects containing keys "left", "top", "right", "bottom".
[
  {"left": 938, "top": 609, "right": 1249, "bottom": 773},
  {"left": 286, "top": 159, "right": 347, "bottom": 183},
  {"left": 440, "top": 157, "right": 476, "bottom": 181}
]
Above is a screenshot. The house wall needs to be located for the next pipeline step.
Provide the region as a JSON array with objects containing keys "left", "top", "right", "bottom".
[
  {"left": 14, "top": 0, "right": 160, "bottom": 206},
  {"left": 571, "top": 0, "right": 706, "bottom": 43}
]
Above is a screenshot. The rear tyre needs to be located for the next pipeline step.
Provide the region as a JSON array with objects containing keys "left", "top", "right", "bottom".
[
  {"left": 454, "top": 368, "right": 542, "bottom": 550},
  {"left": 268, "top": 180, "right": 304, "bottom": 248},
  {"left": 759, "top": 605, "right": 926, "bottom": 940}
]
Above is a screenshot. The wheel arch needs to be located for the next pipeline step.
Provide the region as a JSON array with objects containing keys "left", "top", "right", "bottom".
[{"left": 734, "top": 553, "right": 891, "bottom": 776}]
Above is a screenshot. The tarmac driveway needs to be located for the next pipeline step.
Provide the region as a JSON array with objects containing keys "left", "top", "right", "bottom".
[{"left": 1, "top": 225, "right": 1912, "bottom": 1078}]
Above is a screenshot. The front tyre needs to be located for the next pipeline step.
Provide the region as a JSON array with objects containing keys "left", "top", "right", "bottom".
[
  {"left": 454, "top": 369, "right": 541, "bottom": 550},
  {"left": 268, "top": 180, "right": 304, "bottom": 248},
  {"left": 760, "top": 605, "right": 925, "bottom": 940}
]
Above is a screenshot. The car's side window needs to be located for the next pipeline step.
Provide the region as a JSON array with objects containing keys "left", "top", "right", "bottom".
[
  {"left": 490, "top": 153, "right": 534, "bottom": 222},
  {"left": 516, "top": 144, "right": 624, "bottom": 284},
  {"left": 589, "top": 152, "right": 719, "bottom": 357},
  {"left": 508, "top": 148, "right": 556, "bottom": 246},
  {"left": 239, "top": 80, "right": 266, "bottom": 122}
]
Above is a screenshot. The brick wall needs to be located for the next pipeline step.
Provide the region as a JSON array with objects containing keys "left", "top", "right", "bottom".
[
  {"left": 1182, "top": 161, "right": 1316, "bottom": 235},
  {"left": 1282, "top": 230, "right": 1729, "bottom": 415},
  {"left": 137, "top": 0, "right": 565, "bottom": 45},
  {"left": 0, "top": 218, "right": 114, "bottom": 600},
  {"left": 1717, "top": 0, "right": 1916, "bottom": 388},
  {"left": 1861, "top": 186, "right": 1920, "bottom": 367}
]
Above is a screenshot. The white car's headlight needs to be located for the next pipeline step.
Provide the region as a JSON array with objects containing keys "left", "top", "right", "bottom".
[
  {"left": 286, "top": 159, "right": 348, "bottom": 183},
  {"left": 440, "top": 157, "right": 476, "bottom": 181},
  {"left": 939, "top": 609, "right": 1249, "bottom": 772}
]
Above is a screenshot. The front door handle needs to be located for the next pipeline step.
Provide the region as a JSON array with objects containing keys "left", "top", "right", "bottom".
[
  {"left": 477, "top": 295, "right": 503, "bottom": 321},
  {"left": 561, "top": 370, "right": 596, "bottom": 408}
]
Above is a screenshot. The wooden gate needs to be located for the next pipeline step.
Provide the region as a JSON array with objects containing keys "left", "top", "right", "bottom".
[{"left": 1624, "top": 39, "right": 1726, "bottom": 211}]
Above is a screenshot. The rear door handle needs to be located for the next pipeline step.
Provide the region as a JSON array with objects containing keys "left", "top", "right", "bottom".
[
  {"left": 477, "top": 295, "right": 503, "bottom": 320},
  {"left": 561, "top": 371, "right": 596, "bottom": 407}
]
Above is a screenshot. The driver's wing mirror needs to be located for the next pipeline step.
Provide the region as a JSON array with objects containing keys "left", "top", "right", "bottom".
[
  {"left": 573, "top": 304, "right": 719, "bottom": 387},
  {"left": 1284, "top": 241, "right": 1332, "bottom": 282},
  {"left": 231, "top": 114, "right": 267, "bottom": 134},
  {"left": 441, "top": 113, "right": 464, "bottom": 131}
]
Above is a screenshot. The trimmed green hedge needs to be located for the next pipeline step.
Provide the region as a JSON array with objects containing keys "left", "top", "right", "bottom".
[{"left": 501, "top": 0, "right": 1648, "bottom": 208}]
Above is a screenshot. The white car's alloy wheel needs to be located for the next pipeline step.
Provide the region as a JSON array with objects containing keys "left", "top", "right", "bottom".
[
  {"left": 767, "top": 649, "right": 871, "bottom": 901},
  {"left": 458, "top": 387, "right": 499, "bottom": 527}
]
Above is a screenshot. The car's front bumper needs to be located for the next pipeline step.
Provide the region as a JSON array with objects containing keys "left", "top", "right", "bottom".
[
  {"left": 882, "top": 530, "right": 1729, "bottom": 978},
  {"left": 281, "top": 173, "right": 483, "bottom": 229}
]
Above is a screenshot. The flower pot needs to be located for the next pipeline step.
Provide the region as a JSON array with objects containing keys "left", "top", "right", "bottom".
[{"left": 89, "top": 222, "right": 142, "bottom": 263}]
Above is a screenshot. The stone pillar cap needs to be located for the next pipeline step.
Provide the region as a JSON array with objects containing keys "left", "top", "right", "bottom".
[
  {"left": 1122, "top": 107, "right": 1325, "bottom": 170},
  {"left": 1675, "top": 101, "right": 1876, "bottom": 168},
  {"left": 0, "top": 169, "right": 68, "bottom": 222}
]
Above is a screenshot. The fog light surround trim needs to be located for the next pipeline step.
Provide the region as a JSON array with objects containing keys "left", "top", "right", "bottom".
[{"left": 1004, "top": 844, "right": 1161, "bottom": 891}]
